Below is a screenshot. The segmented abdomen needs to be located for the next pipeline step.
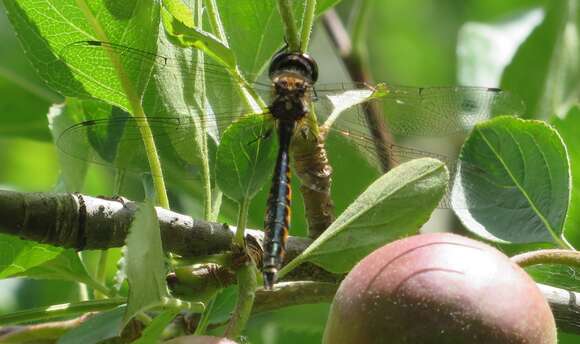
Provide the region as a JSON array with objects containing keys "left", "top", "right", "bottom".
[{"left": 262, "top": 121, "right": 295, "bottom": 289}]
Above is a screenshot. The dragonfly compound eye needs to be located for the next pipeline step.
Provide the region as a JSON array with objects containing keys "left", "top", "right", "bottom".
[{"left": 269, "top": 52, "right": 319, "bottom": 84}]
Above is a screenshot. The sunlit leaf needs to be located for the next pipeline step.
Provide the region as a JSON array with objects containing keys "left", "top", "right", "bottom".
[
  {"left": 16, "top": 250, "right": 94, "bottom": 287},
  {"left": 161, "top": 8, "right": 236, "bottom": 69},
  {"left": 457, "top": 7, "right": 544, "bottom": 86},
  {"left": 0, "top": 234, "right": 62, "bottom": 279},
  {"left": 502, "top": 1, "right": 580, "bottom": 118},
  {"left": 452, "top": 116, "right": 570, "bottom": 246},
  {"left": 3, "top": 0, "right": 159, "bottom": 112},
  {"left": 285, "top": 158, "right": 448, "bottom": 274}
]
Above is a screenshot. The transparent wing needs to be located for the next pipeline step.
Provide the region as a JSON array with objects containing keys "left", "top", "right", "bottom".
[
  {"left": 56, "top": 41, "right": 273, "bottom": 114},
  {"left": 314, "top": 82, "right": 525, "bottom": 137},
  {"left": 322, "top": 125, "right": 457, "bottom": 208},
  {"left": 56, "top": 111, "right": 272, "bottom": 179},
  {"left": 312, "top": 82, "right": 525, "bottom": 209},
  {"left": 54, "top": 41, "right": 275, "bottom": 180}
]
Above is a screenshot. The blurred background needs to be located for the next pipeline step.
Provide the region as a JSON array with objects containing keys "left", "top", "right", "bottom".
[{"left": 1, "top": 0, "right": 578, "bottom": 343}]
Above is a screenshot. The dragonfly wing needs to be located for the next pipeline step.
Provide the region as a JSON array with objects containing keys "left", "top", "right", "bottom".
[
  {"left": 56, "top": 105, "right": 274, "bottom": 180},
  {"left": 378, "top": 86, "right": 525, "bottom": 136},
  {"left": 314, "top": 83, "right": 525, "bottom": 137},
  {"left": 56, "top": 41, "right": 272, "bottom": 119},
  {"left": 324, "top": 124, "right": 491, "bottom": 209}
]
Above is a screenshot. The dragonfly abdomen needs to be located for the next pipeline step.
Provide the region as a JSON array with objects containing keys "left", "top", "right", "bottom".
[{"left": 263, "top": 121, "right": 295, "bottom": 290}]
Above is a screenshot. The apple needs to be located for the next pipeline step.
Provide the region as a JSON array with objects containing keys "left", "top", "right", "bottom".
[
  {"left": 323, "top": 233, "right": 556, "bottom": 343},
  {"left": 164, "top": 335, "right": 238, "bottom": 344}
]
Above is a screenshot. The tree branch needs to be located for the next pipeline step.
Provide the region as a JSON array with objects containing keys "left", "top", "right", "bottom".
[
  {"left": 1, "top": 190, "right": 579, "bottom": 334},
  {"left": 0, "top": 190, "right": 337, "bottom": 282}
]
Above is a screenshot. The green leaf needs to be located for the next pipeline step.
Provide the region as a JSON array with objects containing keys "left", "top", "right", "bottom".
[
  {"left": 47, "top": 100, "right": 89, "bottom": 192},
  {"left": 551, "top": 105, "right": 580, "bottom": 247},
  {"left": 457, "top": 7, "right": 544, "bottom": 86},
  {"left": 123, "top": 201, "right": 168, "bottom": 325},
  {"left": 0, "top": 2, "right": 60, "bottom": 141},
  {"left": 526, "top": 264, "right": 580, "bottom": 292},
  {"left": 132, "top": 308, "right": 181, "bottom": 344},
  {"left": 162, "top": 0, "right": 195, "bottom": 28},
  {"left": 282, "top": 158, "right": 448, "bottom": 274},
  {"left": 57, "top": 306, "right": 125, "bottom": 344},
  {"left": 216, "top": 115, "right": 277, "bottom": 203},
  {"left": 16, "top": 250, "right": 94, "bottom": 287},
  {"left": 502, "top": 1, "right": 580, "bottom": 118},
  {"left": 161, "top": 7, "right": 236, "bottom": 69},
  {"left": 452, "top": 116, "right": 570, "bottom": 246},
  {"left": 0, "top": 298, "right": 125, "bottom": 326},
  {"left": 207, "top": 285, "right": 238, "bottom": 324},
  {"left": 0, "top": 234, "right": 62, "bottom": 279},
  {"left": 4, "top": 0, "right": 159, "bottom": 113}
]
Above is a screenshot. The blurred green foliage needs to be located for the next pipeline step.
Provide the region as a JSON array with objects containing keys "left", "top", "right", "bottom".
[{"left": 0, "top": 0, "right": 578, "bottom": 343}]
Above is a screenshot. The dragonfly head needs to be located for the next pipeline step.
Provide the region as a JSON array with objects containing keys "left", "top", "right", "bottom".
[{"left": 269, "top": 52, "right": 319, "bottom": 84}]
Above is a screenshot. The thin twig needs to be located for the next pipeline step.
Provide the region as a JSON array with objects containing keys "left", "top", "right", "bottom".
[
  {"left": 277, "top": 0, "right": 300, "bottom": 51},
  {"left": 512, "top": 249, "right": 580, "bottom": 268},
  {"left": 322, "top": 8, "right": 394, "bottom": 172}
]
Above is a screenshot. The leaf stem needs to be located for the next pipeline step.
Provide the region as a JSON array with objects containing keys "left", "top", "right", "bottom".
[
  {"left": 299, "top": 0, "right": 317, "bottom": 52},
  {"left": 277, "top": 0, "right": 300, "bottom": 51},
  {"left": 94, "top": 249, "right": 110, "bottom": 299},
  {"left": 205, "top": 0, "right": 228, "bottom": 45},
  {"left": 511, "top": 249, "right": 580, "bottom": 268},
  {"left": 223, "top": 261, "right": 257, "bottom": 339},
  {"left": 224, "top": 198, "right": 256, "bottom": 338}
]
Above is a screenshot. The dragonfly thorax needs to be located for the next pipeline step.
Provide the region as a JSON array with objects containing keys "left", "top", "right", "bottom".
[{"left": 269, "top": 72, "right": 312, "bottom": 122}]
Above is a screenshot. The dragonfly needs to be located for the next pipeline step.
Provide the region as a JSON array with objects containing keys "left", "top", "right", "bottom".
[{"left": 54, "top": 41, "right": 525, "bottom": 289}]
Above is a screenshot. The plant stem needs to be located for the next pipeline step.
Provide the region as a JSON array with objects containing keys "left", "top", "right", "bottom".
[
  {"left": 223, "top": 261, "right": 257, "bottom": 339},
  {"left": 194, "top": 0, "right": 213, "bottom": 221},
  {"left": 299, "top": 0, "right": 317, "bottom": 52},
  {"left": 0, "top": 299, "right": 126, "bottom": 326},
  {"left": 94, "top": 249, "right": 110, "bottom": 299},
  {"left": 277, "top": 0, "right": 300, "bottom": 51},
  {"left": 511, "top": 249, "right": 580, "bottom": 268},
  {"left": 76, "top": 1, "right": 170, "bottom": 208},
  {"left": 234, "top": 198, "right": 250, "bottom": 247},
  {"left": 222, "top": 197, "right": 256, "bottom": 338},
  {"left": 276, "top": 255, "right": 302, "bottom": 280}
]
